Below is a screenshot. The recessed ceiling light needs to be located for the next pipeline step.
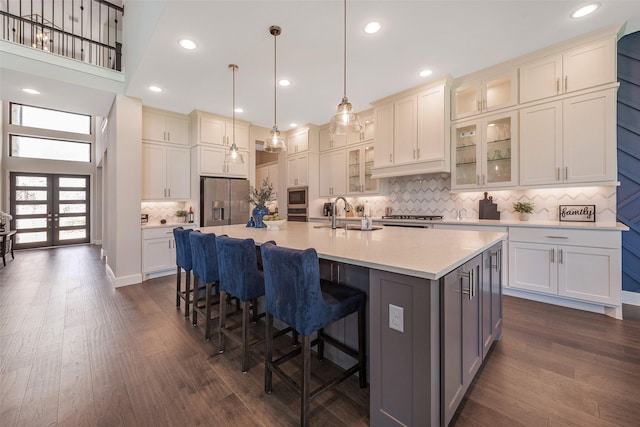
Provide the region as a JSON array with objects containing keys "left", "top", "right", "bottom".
[
  {"left": 278, "top": 79, "right": 291, "bottom": 87},
  {"left": 148, "top": 86, "right": 162, "bottom": 93},
  {"left": 178, "top": 39, "right": 197, "bottom": 50},
  {"left": 234, "top": 108, "right": 243, "bottom": 113},
  {"left": 418, "top": 69, "right": 433, "bottom": 77},
  {"left": 364, "top": 21, "right": 382, "bottom": 34},
  {"left": 22, "top": 88, "right": 40, "bottom": 94},
  {"left": 290, "top": 123, "right": 298, "bottom": 128},
  {"left": 571, "top": 3, "right": 599, "bottom": 18}
]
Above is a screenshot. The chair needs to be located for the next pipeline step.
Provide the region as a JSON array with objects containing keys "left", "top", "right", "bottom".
[
  {"left": 260, "top": 243, "right": 367, "bottom": 427},
  {"left": 173, "top": 227, "right": 193, "bottom": 317},
  {"left": 189, "top": 231, "right": 223, "bottom": 340},
  {"left": 216, "top": 236, "right": 273, "bottom": 372}
]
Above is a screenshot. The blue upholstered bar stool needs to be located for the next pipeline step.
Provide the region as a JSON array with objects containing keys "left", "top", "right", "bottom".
[
  {"left": 189, "top": 231, "right": 223, "bottom": 341},
  {"left": 260, "top": 243, "right": 367, "bottom": 427},
  {"left": 216, "top": 236, "right": 272, "bottom": 372},
  {"left": 173, "top": 227, "right": 193, "bottom": 317}
]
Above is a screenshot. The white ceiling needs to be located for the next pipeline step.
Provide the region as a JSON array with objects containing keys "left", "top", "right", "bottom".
[{"left": 3, "top": 1, "right": 640, "bottom": 128}]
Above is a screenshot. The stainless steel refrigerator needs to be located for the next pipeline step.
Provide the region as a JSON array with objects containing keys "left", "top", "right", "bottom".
[{"left": 200, "top": 177, "right": 250, "bottom": 227}]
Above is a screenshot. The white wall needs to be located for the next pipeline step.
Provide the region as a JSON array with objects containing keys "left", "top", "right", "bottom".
[{"left": 103, "top": 95, "right": 142, "bottom": 287}]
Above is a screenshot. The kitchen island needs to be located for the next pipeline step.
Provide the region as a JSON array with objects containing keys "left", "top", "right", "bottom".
[{"left": 200, "top": 222, "right": 506, "bottom": 426}]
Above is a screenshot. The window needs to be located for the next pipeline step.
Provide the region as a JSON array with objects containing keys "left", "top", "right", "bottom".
[
  {"left": 10, "top": 135, "right": 91, "bottom": 162},
  {"left": 10, "top": 103, "right": 91, "bottom": 134}
]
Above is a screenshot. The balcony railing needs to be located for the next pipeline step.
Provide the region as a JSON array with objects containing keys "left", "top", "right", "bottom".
[{"left": 1, "top": 0, "right": 123, "bottom": 71}]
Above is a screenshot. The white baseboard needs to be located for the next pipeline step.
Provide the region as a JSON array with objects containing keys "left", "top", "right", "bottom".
[
  {"left": 105, "top": 262, "right": 142, "bottom": 288},
  {"left": 503, "top": 287, "right": 622, "bottom": 319},
  {"left": 622, "top": 290, "right": 640, "bottom": 306}
]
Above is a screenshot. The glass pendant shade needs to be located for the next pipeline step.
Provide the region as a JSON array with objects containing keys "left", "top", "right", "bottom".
[
  {"left": 264, "top": 126, "right": 287, "bottom": 153},
  {"left": 329, "top": 96, "right": 362, "bottom": 134},
  {"left": 329, "top": 0, "right": 361, "bottom": 135},
  {"left": 225, "top": 64, "right": 244, "bottom": 165},
  {"left": 266, "top": 25, "right": 287, "bottom": 153}
]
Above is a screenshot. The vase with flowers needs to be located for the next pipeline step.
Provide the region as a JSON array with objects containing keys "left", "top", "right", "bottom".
[
  {"left": 0, "top": 211, "right": 12, "bottom": 232},
  {"left": 248, "top": 177, "right": 275, "bottom": 228}
]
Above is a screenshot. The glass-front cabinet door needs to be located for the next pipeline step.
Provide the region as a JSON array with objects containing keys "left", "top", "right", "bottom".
[
  {"left": 452, "top": 111, "right": 517, "bottom": 190},
  {"left": 347, "top": 144, "right": 377, "bottom": 194}
]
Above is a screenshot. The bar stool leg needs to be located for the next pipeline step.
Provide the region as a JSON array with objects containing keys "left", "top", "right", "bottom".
[
  {"left": 317, "top": 328, "right": 325, "bottom": 361},
  {"left": 176, "top": 266, "right": 182, "bottom": 308},
  {"left": 192, "top": 276, "right": 199, "bottom": 326},
  {"left": 184, "top": 272, "right": 191, "bottom": 318},
  {"left": 265, "top": 313, "right": 274, "bottom": 393},
  {"left": 205, "top": 282, "right": 213, "bottom": 341},
  {"left": 242, "top": 300, "right": 250, "bottom": 373},
  {"left": 301, "top": 335, "right": 311, "bottom": 427},
  {"left": 358, "top": 307, "right": 367, "bottom": 388},
  {"left": 219, "top": 290, "right": 227, "bottom": 353}
]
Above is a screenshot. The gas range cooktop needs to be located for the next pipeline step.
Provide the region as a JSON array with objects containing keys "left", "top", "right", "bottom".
[{"left": 381, "top": 215, "right": 444, "bottom": 221}]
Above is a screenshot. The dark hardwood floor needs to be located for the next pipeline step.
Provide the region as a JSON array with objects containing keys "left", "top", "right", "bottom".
[{"left": 1, "top": 245, "right": 639, "bottom": 426}]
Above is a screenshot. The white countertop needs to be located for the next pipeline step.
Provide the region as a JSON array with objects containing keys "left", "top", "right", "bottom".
[
  {"left": 309, "top": 216, "right": 628, "bottom": 231},
  {"left": 141, "top": 222, "right": 195, "bottom": 229},
  {"left": 200, "top": 222, "right": 506, "bottom": 280}
]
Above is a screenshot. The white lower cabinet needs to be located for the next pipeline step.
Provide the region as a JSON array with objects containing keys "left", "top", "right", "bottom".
[
  {"left": 508, "top": 227, "right": 621, "bottom": 306},
  {"left": 142, "top": 225, "right": 195, "bottom": 278}
]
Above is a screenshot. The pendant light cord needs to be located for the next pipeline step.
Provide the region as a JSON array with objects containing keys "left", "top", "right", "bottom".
[
  {"left": 343, "top": 0, "right": 347, "bottom": 99},
  {"left": 273, "top": 29, "right": 278, "bottom": 128},
  {"left": 232, "top": 65, "right": 236, "bottom": 146}
]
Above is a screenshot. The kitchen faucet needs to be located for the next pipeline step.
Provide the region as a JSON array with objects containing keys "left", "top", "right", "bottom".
[{"left": 331, "top": 196, "right": 351, "bottom": 229}]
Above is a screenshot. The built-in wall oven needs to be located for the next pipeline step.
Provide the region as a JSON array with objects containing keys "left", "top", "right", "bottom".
[{"left": 287, "top": 187, "right": 308, "bottom": 222}]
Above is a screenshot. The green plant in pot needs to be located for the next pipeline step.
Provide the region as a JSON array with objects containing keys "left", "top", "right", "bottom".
[
  {"left": 175, "top": 209, "right": 188, "bottom": 222},
  {"left": 513, "top": 201, "right": 534, "bottom": 221},
  {"left": 248, "top": 177, "right": 275, "bottom": 228},
  {"left": 355, "top": 204, "right": 365, "bottom": 217}
]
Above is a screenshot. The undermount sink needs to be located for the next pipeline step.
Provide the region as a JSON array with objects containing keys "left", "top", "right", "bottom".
[{"left": 313, "top": 224, "right": 382, "bottom": 231}]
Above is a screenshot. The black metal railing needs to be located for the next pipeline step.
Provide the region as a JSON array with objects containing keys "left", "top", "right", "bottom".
[{"left": 1, "top": 0, "right": 123, "bottom": 71}]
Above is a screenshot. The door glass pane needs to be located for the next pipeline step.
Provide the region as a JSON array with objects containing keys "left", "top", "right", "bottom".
[
  {"left": 59, "top": 229, "right": 87, "bottom": 240},
  {"left": 16, "top": 204, "right": 48, "bottom": 215},
  {"left": 485, "top": 116, "right": 512, "bottom": 184},
  {"left": 59, "top": 177, "right": 87, "bottom": 188},
  {"left": 16, "top": 218, "right": 47, "bottom": 229},
  {"left": 16, "top": 231, "right": 47, "bottom": 244},
  {"left": 16, "top": 190, "right": 47, "bottom": 201},
  {"left": 59, "top": 204, "right": 86, "bottom": 214},
  {"left": 59, "top": 191, "right": 86, "bottom": 201},
  {"left": 59, "top": 216, "right": 86, "bottom": 227},
  {"left": 16, "top": 176, "right": 47, "bottom": 187},
  {"left": 455, "top": 124, "right": 477, "bottom": 186}
]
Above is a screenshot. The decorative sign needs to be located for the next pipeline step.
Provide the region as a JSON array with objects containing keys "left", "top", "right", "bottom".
[{"left": 559, "top": 205, "right": 596, "bottom": 222}]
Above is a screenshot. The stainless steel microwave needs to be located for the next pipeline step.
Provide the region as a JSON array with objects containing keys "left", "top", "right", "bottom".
[{"left": 287, "top": 187, "right": 308, "bottom": 208}]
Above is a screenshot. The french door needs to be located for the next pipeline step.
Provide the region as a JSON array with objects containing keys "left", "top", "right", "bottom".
[{"left": 10, "top": 173, "right": 90, "bottom": 249}]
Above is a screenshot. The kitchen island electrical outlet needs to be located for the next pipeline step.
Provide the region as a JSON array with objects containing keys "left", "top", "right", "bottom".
[{"left": 389, "top": 304, "right": 404, "bottom": 333}]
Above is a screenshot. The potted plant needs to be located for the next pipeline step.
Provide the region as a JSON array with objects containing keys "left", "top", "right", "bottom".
[
  {"left": 248, "top": 177, "right": 275, "bottom": 228},
  {"left": 0, "top": 211, "right": 12, "bottom": 232},
  {"left": 175, "top": 209, "right": 187, "bottom": 222},
  {"left": 355, "top": 204, "right": 365, "bottom": 217},
  {"left": 513, "top": 201, "right": 534, "bottom": 221}
]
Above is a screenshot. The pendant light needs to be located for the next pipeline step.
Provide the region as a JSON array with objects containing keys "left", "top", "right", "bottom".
[
  {"left": 329, "top": 0, "right": 362, "bottom": 135},
  {"left": 263, "top": 25, "right": 287, "bottom": 153},
  {"left": 225, "top": 64, "right": 244, "bottom": 164}
]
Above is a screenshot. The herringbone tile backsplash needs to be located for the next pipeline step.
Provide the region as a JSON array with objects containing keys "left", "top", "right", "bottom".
[{"left": 351, "top": 173, "right": 617, "bottom": 222}]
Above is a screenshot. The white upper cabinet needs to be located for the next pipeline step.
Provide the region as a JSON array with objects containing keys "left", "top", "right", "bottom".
[
  {"left": 287, "top": 154, "right": 309, "bottom": 187},
  {"left": 452, "top": 110, "right": 517, "bottom": 191},
  {"left": 192, "top": 111, "right": 250, "bottom": 149},
  {"left": 519, "top": 37, "right": 615, "bottom": 104},
  {"left": 452, "top": 70, "right": 517, "bottom": 120},
  {"left": 347, "top": 110, "right": 375, "bottom": 145},
  {"left": 319, "top": 125, "right": 347, "bottom": 152},
  {"left": 142, "top": 109, "right": 189, "bottom": 145},
  {"left": 142, "top": 143, "right": 190, "bottom": 200},
  {"left": 197, "top": 145, "right": 249, "bottom": 178},
  {"left": 319, "top": 150, "right": 347, "bottom": 197},
  {"left": 520, "top": 88, "right": 616, "bottom": 187},
  {"left": 372, "top": 78, "right": 451, "bottom": 178},
  {"left": 287, "top": 125, "right": 319, "bottom": 155}
]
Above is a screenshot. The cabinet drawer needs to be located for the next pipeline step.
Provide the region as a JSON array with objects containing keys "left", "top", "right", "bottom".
[
  {"left": 143, "top": 225, "right": 193, "bottom": 240},
  {"left": 508, "top": 227, "right": 619, "bottom": 248}
]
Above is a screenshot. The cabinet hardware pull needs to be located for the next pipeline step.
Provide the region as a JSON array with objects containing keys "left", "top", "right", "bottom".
[
  {"left": 564, "top": 76, "right": 568, "bottom": 92},
  {"left": 417, "top": 148, "right": 420, "bottom": 159},
  {"left": 556, "top": 167, "right": 560, "bottom": 181},
  {"left": 476, "top": 175, "right": 480, "bottom": 186},
  {"left": 460, "top": 270, "right": 473, "bottom": 299},
  {"left": 550, "top": 248, "right": 555, "bottom": 263},
  {"left": 167, "top": 132, "right": 170, "bottom": 141},
  {"left": 565, "top": 166, "right": 568, "bottom": 180},
  {"left": 477, "top": 100, "right": 481, "bottom": 111},
  {"left": 413, "top": 149, "right": 416, "bottom": 159},
  {"left": 482, "top": 174, "right": 486, "bottom": 185},
  {"left": 168, "top": 188, "right": 171, "bottom": 197},
  {"left": 559, "top": 249, "right": 563, "bottom": 264},
  {"left": 483, "top": 99, "right": 487, "bottom": 110},
  {"left": 490, "top": 250, "right": 499, "bottom": 271},
  {"left": 389, "top": 154, "right": 392, "bottom": 163},
  {"left": 545, "top": 235, "right": 568, "bottom": 239},
  {"left": 556, "top": 78, "right": 560, "bottom": 94}
]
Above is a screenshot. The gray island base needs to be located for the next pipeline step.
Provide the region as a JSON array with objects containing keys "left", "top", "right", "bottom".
[{"left": 200, "top": 223, "right": 506, "bottom": 426}]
